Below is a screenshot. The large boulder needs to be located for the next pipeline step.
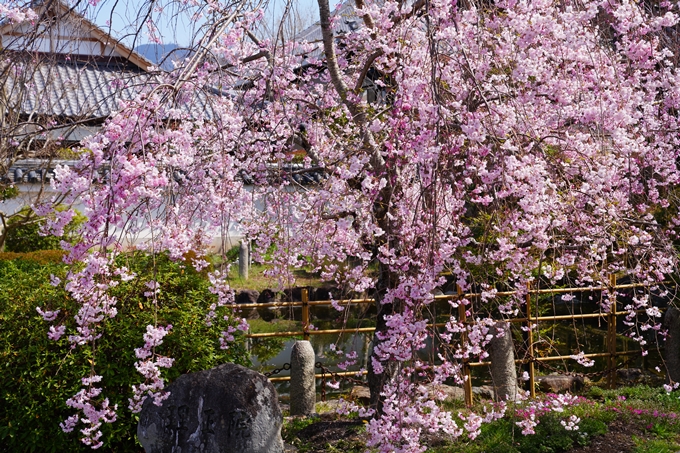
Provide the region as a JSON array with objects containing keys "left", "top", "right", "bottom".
[
  {"left": 349, "top": 386, "right": 371, "bottom": 405},
  {"left": 426, "top": 383, "right": 466, "bottom": 401},
  {"left": 236, "top": 290, "right": 260, "bottom": 320},
  {"left": 137, "top": 363, "right": 283, "bottom": 453},
  {"left": 257, "top": 289, "right": 280, "bottom": 321},
  {"left": 236, "top": 290, "right": 260, "bottom": 305}
]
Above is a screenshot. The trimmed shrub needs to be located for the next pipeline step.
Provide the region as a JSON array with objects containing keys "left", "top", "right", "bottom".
[
  {"left": 4, "top": 207, "right": 85, "bottom": 253},
  {"left": 0, "top": 253, "right": 249, "bottom": 453},
  {"left": 0, "top": 250, "right": 66, "bottom": 264}
]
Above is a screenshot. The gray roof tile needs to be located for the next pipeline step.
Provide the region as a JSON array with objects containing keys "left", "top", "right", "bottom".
[{"left": 4, "top": 55, "right": 216, "bottom": 122}]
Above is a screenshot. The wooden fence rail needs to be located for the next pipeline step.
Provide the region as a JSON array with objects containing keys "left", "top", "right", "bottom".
[{"left": 244, "top": 278, "right": 669, "bottom": 403}]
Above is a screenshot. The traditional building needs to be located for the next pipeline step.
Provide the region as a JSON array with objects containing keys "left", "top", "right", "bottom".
[
  {"left": 0, "top": 0, "right": 152, "bottom": 155},
  {"left": 0, "top": 0, "right": 153, "bottom": 183}
]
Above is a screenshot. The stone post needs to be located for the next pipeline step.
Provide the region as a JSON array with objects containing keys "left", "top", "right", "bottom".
[
  {"left": 488, "top": 321, "right": 519, "bottom": 401},
  {"left": 239, "top": 239, "right": 249, "bottom": 280},
  {"left": 290, "top": 340, "right": 316, "bottom": 416},
  {"left": 664, "top": 307, "right": 680, "bottom": 384}
]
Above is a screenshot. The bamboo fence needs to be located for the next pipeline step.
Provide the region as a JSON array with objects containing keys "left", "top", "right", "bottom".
[{"left": 241, "top": 276, "right": 669, "bottom": 404}]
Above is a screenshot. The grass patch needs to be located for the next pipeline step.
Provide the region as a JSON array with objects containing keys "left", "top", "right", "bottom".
[
  {"left": 282, "top": 416, "right": 318, "bottom": 444},
  {"left": 212, "top": 249, "right": 325, "bottom": 292},
  {"left": 248, "top": 318, "right": 301, "bottom": 334},
  {"left": 633, "top": 437, "right": 680, "bottom": 453}
]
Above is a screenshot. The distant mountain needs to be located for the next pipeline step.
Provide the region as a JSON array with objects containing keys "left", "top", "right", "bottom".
[{"left": 135, "top": 43, "right": 192, "bottom": 71}]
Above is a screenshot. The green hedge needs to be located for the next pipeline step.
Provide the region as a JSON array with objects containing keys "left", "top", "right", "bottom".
[
  {"left": 0, "top": 253, "right": 249, "bottom": 453},
  {"left": 4, "top": 207, "right": 85, "bottom": 253}
]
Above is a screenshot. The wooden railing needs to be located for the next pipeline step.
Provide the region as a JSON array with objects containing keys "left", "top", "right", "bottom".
[{"left": 242, "top": 277, "right": 670, "bottom": 404}]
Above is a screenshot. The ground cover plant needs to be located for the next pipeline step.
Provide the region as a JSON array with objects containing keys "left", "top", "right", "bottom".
[
  {"left": 282, "top": 385, "right": 680, "bottom": 453},
  {"left": 5, "top": 0, "right": 680, "bottom": 450}
]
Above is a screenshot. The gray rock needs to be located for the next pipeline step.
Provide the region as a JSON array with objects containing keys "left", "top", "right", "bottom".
[
  {"left": 137, "top": 363, "right": 283, "bottom": 453},
  {"left": 236, "top": 290, "right": 260, "bottom": 305},
  {"left": 239, "top": 240, "right": 249, "bottom": 279},
  {"left": 617, "top": 368, "right": 643, "bottom": 383},
  {"left": 425, "top": 383, "right": 465, "bottom": 401},
  {"left": 257, "top": 289, "right": 277, "bottom": 304},
  {"left": 236, "top": 290, "right": 260, "bottom": 319},
  {"left": 349, "top": 386, "right": 371, "bottom": 405},
  {"left": 316, "top": 399, "right": 345, "bottom": 413},
  {"left": 536, "top": 374, "right": 585, "bottom": 393},
  {"left": 290, "top": 341, "right": 316, "bottom": 416},
  {"left": 257, "top": 290, "right": 280, "bottom": 321},
  {"left": 473, "top": 385, "right": 495, "bottom": 400},
  {"left": 488, "top": 322, "right": 519, "bottom": 401}
]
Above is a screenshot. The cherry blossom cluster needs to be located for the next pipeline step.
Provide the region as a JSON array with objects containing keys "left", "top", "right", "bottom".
[
  {"left": 365, "top": 364, "right": 506, "bottom": 452},
  {"left": 218, "top": 318, "right": 250, "bottom": 350},
  {"left": 514, "top": 392, "right": 586, "bottom": 435},
  {"left": 0, "top": 2, "right": 37, "bottom": 23},
  {"left": 60, "top": 375, "right": 117, "bottom": 449},
  {"left": 129, "top": 325, "right": 175, "bottom": 413},
  {"left": 204, "top": 270, "right": 250, "bottom": 348}
]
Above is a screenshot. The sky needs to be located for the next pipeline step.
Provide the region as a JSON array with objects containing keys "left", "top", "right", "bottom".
[{"left": 85, "top": 0, "right": 342, "bottom": 48}]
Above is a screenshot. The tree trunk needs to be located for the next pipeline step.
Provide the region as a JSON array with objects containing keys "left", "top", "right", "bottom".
[
  {"left": 367, "top": 261, "right": 401, "bottom": 413},
  {"left": 664, "top": 307, "right": 680, "bottom": 385}
]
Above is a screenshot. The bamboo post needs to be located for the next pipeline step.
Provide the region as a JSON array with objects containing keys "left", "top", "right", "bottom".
[
  {"left": 458, "top": 284, "right": 473, "bottom": 406},
  {"left": 607, "top": 274, "right": 617, "bottom": 389},
  {"left": 302, "top": 288, "right": 310, "bottom": 341},
  {"left": 526, "top": 281, "right": 536, "bottom": 398}
]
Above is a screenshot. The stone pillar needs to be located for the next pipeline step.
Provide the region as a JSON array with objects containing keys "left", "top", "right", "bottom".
[
  {"left": 488, "top": 321, "right": 519, "bottom": 401},
  {"left": 664, "top": 307, "right": 680, "bottom": 384},
  {"left": 239, "top": 239, "right": 249, "bottom": 280},
  {"left": 290, "top": 340, "right": 316, "bottom": 416}
]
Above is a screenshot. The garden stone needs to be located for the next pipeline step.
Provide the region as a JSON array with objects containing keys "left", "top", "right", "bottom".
[
  {"left": 290, "top": 341, "right": 316, "bottom": 416},
  {"left": 536, "top": 374, "right": 585, "bottom": 393},
  {"left": 137, "top": 363, "right": 283, "bottom": 453},
  {"left": 257, "top": 289, "right": 279, "bottom": 321},
  {"left": 236, "top": 290, "right": 260, "bottom": 319},
  {"left": 239, "top": 240, "right": 249, "bottom": 279},
  {"left": 473, "top": 385, "right": 495, "bottom": 400},
  {"left": 617, "top": 368, "right": 643, "bottom": 384},
  {"left": 257, "top": 289, "right": 277, "bottom": 304},
  {"left": 425, "top": 383, "right": 465, "bottom": 401},
  {"left": 236, "top": 290, "right": 260, "bottom": 305},
  {"left": 349, "top": 386, "right": 371, "bottom": 405}
]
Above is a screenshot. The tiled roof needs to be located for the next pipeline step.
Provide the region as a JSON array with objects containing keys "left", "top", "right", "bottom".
[
  {"left": 3, "top": 54, "right": 217, "bottom": 123},
  {"left": 4, "top": 56, "right": 146, "bottom": 119},
  {"left": 295, "top": 0, "right": 363, "bottom": 44},
  {"left": 294, "top": 0, "right": 363, "bottom": 64}
]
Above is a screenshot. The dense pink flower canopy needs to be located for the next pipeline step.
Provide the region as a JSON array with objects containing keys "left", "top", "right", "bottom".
[{"left": 8, "top": 0, "right": 680, "bottom": 449}]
